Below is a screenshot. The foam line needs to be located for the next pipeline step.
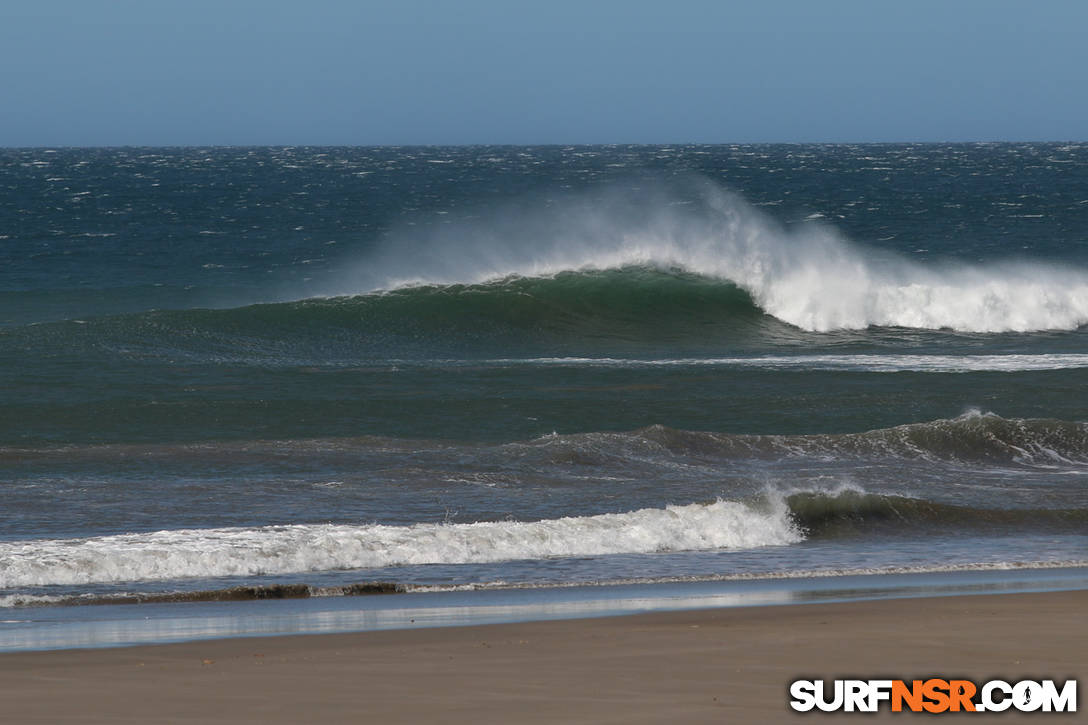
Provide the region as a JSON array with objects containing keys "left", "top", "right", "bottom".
[{"left": 0, "top": 499, "right": 799, "bottom": 588}]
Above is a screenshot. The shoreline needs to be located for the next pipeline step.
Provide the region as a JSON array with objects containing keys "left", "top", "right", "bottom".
[
  {"left": 1, "top": 589, "right": 1083, "bottom": 723},
  {"left": 3, "top": 565, "right": 1087, "bottom": 653}
]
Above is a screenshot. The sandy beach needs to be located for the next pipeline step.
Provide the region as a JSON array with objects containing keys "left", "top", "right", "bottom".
[{"left": 0, "top": 590, "right": 1083, "bottom": 723}]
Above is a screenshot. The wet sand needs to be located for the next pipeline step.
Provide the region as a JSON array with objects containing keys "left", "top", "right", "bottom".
[{"left": 0, "top": 590, "right": 1084, "bottom": 723}]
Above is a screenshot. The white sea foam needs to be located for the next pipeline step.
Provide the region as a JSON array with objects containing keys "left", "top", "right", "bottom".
[
  {"left": 477, "top": 354, "right": 1088, "bottom": 373},
  {"left": 0, "top": 500, "right": 800, "bottom": 588},
  {"left": 336, "top": 179, "right": 1088, "bottom": 333},
  {"left": 0, "top": 594, "right": 72, "bottom": 608}
]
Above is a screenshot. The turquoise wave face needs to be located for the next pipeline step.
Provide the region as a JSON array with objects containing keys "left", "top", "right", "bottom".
[{"left": 0, "top": 268, "right": 772, "bottom": 361}]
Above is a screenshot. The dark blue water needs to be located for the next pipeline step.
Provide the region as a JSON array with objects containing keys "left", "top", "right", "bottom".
[{"left": 1, "top": 144, "right": 1086, "bottom": 607}]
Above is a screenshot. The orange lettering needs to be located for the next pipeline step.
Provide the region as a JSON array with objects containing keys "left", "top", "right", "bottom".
[
  {"left": 948, "top": 680, "right": 977, "bottom": 712},
  {"left": 892, "top": 680, "right": 924, "bottom": 712},
  {"left": 922, "top": 679, "right": 951, "bottom": 713}
]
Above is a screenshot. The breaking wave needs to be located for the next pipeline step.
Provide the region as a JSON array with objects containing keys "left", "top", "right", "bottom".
[
  {"left": 20, "top": 266, "right": 1088, "bottom": 367},
  {"left": 329, "top": 177, "right": 1088, "bottom": 333},
  {"left": 0, "top": 499, "right": 800, "bottom": 588},
  {"left": 2, "top": 481, "right": 1083, "bottom": 590}
]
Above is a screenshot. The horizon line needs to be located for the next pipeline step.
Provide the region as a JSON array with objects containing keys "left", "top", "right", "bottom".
[{"left": 3, "top": 138, "right": 1085, "bottom": 151}]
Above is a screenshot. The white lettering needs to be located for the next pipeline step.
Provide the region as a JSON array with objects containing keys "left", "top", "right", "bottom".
[
  {"left": 815, "top": 680, "right": 844, "bottom": 712},
  {"left": 982, "top": 680, "right": 1012, "bottom": 712},
  {"left": 867, "top": 679, "right": 893, "bottom": 711},
  {"left": 1040, "top": 679, "right": 1077, "bottom": 712},
  {"left": 789, "top": 680, "right": 816, "bottom": 712}
]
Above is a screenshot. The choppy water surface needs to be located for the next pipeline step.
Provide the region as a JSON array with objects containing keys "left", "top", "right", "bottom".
[{"left": 1, "top": 144, "right": 1085, "bottom": 610}]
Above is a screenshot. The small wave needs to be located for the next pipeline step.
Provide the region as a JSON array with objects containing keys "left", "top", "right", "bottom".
[
  {"left": 786, "top": 489, "right": 1088, "bottom": 539},
  {"left": 0, "top": 583, "right": 400, "bottom": 608},
  {"left": 532, "top": 413, "right": 1088, "bottom": 468},
  {"left": 2, "top": 480, "right": 1080, "bottom": 591},
  {"left": 0, "top": 594, "right": 67, "bottom": 608},
  {"left": 4, "top": 413, "right": 1087, "bottom": 470},
  {"left": 0, "top": 500, "right": 800, "bottom": 589}
]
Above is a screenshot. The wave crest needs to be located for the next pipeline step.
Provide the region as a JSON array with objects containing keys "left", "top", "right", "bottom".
[
  {"left": 0, "top": 500, "right": 800, "bottom": 588},
  {"left": 330, "top": 178, "right": 1088, "bottom": 333},
  {"left": 521, "top": 413, "right": 1088, "bottom": 468},
  {"left": 787, "top": 489, "right": 1088, "bottom": 538}
]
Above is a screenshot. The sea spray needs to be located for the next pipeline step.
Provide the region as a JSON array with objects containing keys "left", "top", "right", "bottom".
[{"left": 333, "top": 178, "right": 1088, "bottom": 332}]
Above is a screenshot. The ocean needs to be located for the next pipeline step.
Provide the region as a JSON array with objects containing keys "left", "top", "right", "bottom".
[{"left": 1, "top": 144, "right": 1086, "bottom": 640}]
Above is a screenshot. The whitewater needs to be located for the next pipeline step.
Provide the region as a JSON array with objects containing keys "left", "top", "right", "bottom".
[
  {"left": 338, "top": 179, "right": 1088, "bottom": 333},
  {"left": 0, "top": 498, "right": 801, "bottom": 589}
]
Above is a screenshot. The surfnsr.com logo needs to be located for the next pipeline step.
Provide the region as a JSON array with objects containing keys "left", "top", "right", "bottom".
[{"left": 789, "top": 678, "right": 1077, "bottom": 713}]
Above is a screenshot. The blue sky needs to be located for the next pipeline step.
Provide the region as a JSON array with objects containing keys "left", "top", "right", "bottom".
[{"left": 3, "top": 0, "right": 1085, "bottom": 146}]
